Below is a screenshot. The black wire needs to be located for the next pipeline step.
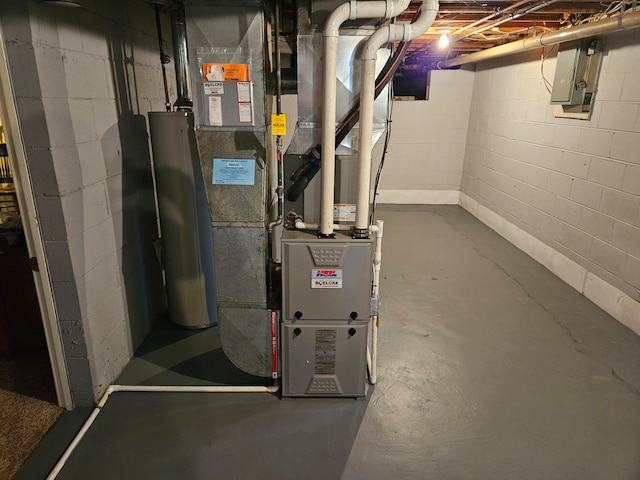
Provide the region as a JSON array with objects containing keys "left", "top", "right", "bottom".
[
  {"left": 334, "top": 40, "right": 411, "bottom": 147},
  {"left": 370, "top": 84, "right": 393, "bottom": 225}
]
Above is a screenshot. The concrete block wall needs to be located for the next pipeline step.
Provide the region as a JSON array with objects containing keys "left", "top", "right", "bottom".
[
  {"left": 1, "top": 0, "right": 171, "bottom": 405},
  {"left": 376, "top": 68, "right": 475, "bottom": 204},
  {"left": 460, "top": 28, "right": 640, "bottom": 331}
]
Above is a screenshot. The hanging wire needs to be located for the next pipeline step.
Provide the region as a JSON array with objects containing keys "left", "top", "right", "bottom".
[
  {"left": 370, "top": 83, "right": 395, "bottom": 225},
  {"left": 540, "top": 43, "right": 558, "bottom": 94}
]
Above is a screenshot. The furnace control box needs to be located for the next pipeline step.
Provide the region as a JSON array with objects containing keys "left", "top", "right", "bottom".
[{"left": 281, "top": 230, "right": 373, "bottom": 397}]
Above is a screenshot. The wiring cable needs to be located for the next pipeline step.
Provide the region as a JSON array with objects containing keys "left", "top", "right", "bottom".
[
  {"left": 540, "top": 43, "right": 557, "bottom": 93},
  {"left": 370, "top": 84, "right": 394, "bottom": 224}
]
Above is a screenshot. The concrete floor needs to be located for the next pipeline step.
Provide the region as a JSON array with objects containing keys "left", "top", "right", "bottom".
[{"left": 18, "top": 205, "right": 640, "bottom": 479}]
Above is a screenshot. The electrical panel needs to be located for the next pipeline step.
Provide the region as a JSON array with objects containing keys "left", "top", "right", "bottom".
[{"left": 550, "top": 38, "right": 601, "bottom": 110}]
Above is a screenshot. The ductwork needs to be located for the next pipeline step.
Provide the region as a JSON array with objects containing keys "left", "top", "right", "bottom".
[
  {"left": 319, "top": 0, "right": 412, "bottom": 238},
  {"left": 353, "top": 0, "right": 439, "bottom": 237},
  {"left": 169, "top": 0, "right": 193, "bottom": 110},
  {"left": 440, "top": 9, "right": 640, "bottom": 68}
]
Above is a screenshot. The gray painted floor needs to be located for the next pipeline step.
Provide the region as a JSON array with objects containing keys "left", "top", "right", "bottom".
[{"left": 19, "top": 205, "right": 640, "bottom": 479}]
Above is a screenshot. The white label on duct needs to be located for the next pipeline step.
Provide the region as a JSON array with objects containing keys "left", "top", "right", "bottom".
[
  {"left": 208, "top": 96, "right": 223, "bottom": 126},
  {"left": 237, "top": 82, "right": 252, "bottom": 102},
  {"left": 311, "top": 268, "right": 343, "bottom": 289},
  {"left": 238, "top": 102, "right": 253, "bottom": 123},
  {"left": 204, "top": 81, "right": 224, "bottom": 95},
  {"left": 333, "top": 204, "right": 356, "bottom": 222}
]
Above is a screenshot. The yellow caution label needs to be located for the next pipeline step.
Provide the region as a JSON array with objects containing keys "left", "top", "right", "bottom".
[{"left": 271, "top": 114, "right": 287, "bottom": 135}]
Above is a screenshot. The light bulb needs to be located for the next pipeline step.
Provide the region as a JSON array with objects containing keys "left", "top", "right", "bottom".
[{"left": 438, "top": 33, "right": 450, "bottom": 48}]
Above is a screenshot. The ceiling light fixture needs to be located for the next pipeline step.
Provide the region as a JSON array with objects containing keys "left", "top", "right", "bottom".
[{"left": 438, "top": 31, "right": 450, "bottom": 48}]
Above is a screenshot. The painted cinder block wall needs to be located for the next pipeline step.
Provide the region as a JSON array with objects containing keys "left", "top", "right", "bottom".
[
  {"left": 1, "top": 0, "right": 170, "bottom": 406},
  {"left": 460, "top": 28, "right": 640, "bottom": 330},
  {"left": 376, "top": 68, "right": 475, "bottom": 204}
]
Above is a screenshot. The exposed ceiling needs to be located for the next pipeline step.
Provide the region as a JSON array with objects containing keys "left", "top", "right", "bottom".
[{"left": 397, "top": 0, "right": 631, "bottom": 62}]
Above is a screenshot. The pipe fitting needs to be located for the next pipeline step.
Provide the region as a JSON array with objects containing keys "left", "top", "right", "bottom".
[
  {"left": 352, "top": 227, "right": 369, "bottom": 239},
  {"left": 324, "top": 2, "right": 352, "bottom": 37},
  {"left": 349, "top": 0, "right": 358, "bottom": 20}
]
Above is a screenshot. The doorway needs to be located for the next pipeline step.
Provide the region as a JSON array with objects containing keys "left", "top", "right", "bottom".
[
  {"left": 0, "top": 25, "right": 71, "bottom": 411},
  {"left": 0, "top": 110, "right": 56, "bottom": 386}
]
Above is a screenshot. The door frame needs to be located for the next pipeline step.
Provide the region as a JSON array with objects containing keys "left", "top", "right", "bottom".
[{"left": 0, "top": 24, "right": 72, "bottom": 409}]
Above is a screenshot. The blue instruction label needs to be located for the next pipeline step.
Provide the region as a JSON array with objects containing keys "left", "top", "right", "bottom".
[{"left": 212, "top": 158, "right": 255, "bottom": 185}]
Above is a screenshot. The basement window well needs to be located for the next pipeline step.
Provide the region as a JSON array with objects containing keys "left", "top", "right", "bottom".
[{"left": 393, "top": 66, "right": 431, "bottom": 101}]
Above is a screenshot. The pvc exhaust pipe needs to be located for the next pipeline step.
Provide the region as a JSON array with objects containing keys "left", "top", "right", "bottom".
[
  {"left": 354, "top": 0, "right": 439, "bottom": 234},
  {"left": 320, "top": 0, "right": 412, "bottom": 237}
]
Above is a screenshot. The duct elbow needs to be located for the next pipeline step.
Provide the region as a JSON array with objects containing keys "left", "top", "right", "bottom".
[
  {"left": 405, "top": 0, "right": 439, "bottom": 40},
  {"left": 362, "top": 26, "right": 394, "bottom": 60},
  {"left": 324, "top": 2, "right": 352, "bottom": 37}
]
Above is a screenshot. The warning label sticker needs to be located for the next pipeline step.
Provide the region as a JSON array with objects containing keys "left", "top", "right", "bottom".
[
  {"left": 333, "top": 204, "right": 356, "bottom": 222},
  {"left": 315, "top": 329, "right": 337, "bottom": 374}
]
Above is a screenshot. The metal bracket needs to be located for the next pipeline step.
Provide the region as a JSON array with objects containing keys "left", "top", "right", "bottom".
[{"left": 29, "top": 257, "right": 39, "bottom": 272}]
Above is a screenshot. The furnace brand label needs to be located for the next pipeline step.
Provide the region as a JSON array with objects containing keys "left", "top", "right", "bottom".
[
  {"left": 311, "top": 269, "right": 343, "bottom": 289},
  {"left": 204, "top": 81, "right": 224, "bottom": 95}
]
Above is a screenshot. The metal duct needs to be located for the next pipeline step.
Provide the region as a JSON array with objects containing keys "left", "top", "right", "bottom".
[
  {"left": 149, "top": 112, "right": 217, "bottom": 328},
  {"left": 170, "top": 1, "right": 193, "bottom": 110},
  {"left": 440, "top": 9, "right": 640, "bottom": 68}
]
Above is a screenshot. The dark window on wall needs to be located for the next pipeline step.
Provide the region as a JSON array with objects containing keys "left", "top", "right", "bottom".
[{"left": 393, "top": 67, "right": 430, "bottom": 101}]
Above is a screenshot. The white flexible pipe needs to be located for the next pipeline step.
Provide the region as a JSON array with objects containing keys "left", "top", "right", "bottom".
[
  {"left": 320, "top": 0, "right": 411, "bottom": 237},
  {"left": 46, "top": 383, "right": 278, "bottom": 479},
  {"left": 372, "top": 220, "right": 384, "bottom": 298},
  {"left": 368, "top": 220, "right": 384, "bottom": 384},
  {"left": 354, "top": 0, "right": 439, "bottom": 234}
]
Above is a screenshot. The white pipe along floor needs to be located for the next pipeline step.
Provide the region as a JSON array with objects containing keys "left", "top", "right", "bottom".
[{"left": 16, "top": 205, "right": 640, "bottom": 480}]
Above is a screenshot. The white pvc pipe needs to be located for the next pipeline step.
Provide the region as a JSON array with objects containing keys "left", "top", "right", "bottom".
[
  {"left": 295, "top": 221, "right": 382, "bottom": 232},
  {"left": 440, "top": 9, "right": 640, "bottom": 68},
  {"left": 369, "top": 220, "right": 384, "bottom": 384},
  {"left": 320, "top": 0, "right": 411, "bottom": 237},
  {"left": 372, "top": 220, "right": 384, "bottom": 298},
  {"left": 354, "top": 0, "right": 439, "bottom": 234},
  {"left": 370, "top": 316, "right": 379, "bottom": 384},
  {"left": 46, "top": 383, "right": 278, "bottom": 479},
  {"left": 320, "top": 33, "right": 341, "bottom": 236},
  {"left": 296, "top": 220, "right": 352, "bottom": 231},
  {"left": 353, "top": 57, "right": 377, "bottom": 236}
]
